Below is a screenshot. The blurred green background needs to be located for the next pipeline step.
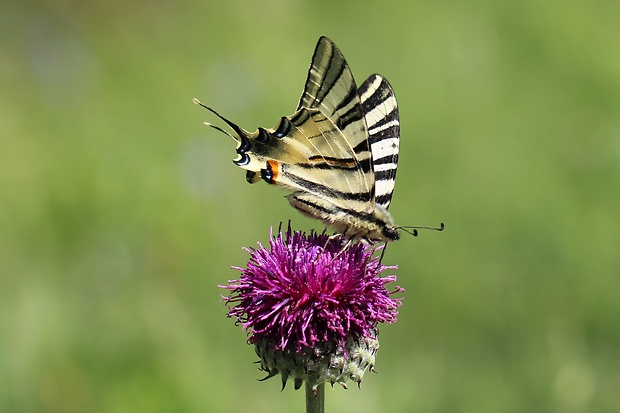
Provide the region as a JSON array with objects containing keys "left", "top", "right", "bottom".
[{"left": 1, "top": 0, "right": 618, "bottom": 412}]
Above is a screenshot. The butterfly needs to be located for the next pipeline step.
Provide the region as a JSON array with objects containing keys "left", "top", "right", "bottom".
[{"left": 195, "top": 36, "right": 403, "bottom": 243}]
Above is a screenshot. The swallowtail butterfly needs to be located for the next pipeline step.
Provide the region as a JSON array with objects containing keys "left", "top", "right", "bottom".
[{"left": 195, "top": 36, "right": 402, "bottom": 243}]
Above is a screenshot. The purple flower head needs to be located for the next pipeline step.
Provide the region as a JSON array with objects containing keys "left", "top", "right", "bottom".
[{"left": 221, "top": 224, "right": 403, "bottom": 389}]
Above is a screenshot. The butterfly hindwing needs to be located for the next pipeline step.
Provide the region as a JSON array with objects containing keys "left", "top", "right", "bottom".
[
  {"left": 283, "top": 109, "right": 374, "bottom": 211},
  {"left": 248, "top": 108, "right": 373, "bottom": 215},
  {"left": 297, "top": 36, "right": 374, "bottom": 200}
]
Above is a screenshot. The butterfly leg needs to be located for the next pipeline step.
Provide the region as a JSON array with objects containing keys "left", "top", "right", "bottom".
[
  {"left": 323, "top": 235, "right": 356, "bottom": 264},
  {"left": 378, "top": 242, "right": 389, "bottom": 263},
  {"left": 312, "top": 231, "right": 352, "bottom": 264}
]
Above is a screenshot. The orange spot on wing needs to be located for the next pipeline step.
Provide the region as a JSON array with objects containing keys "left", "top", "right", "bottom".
[{"left": 267, "top": 160, "right": 279, "bottom": 182}]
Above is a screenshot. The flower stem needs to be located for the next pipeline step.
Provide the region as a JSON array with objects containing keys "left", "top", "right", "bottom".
[{"left": 305, "top": 382, "right": 324, "bottom": 413}]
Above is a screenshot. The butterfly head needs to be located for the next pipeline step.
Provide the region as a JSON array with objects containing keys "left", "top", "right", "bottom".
[
  {"left": 360, "top": 207, "right": 401, "bottom": 243},
  {"left": 381, "top": 226, "right": 400, "bottom": 242}
]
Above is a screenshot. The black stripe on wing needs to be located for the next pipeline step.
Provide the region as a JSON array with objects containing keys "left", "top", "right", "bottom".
[
  {"left": 358, "top": 74, "right": 400, "bottom": 210},
  {"left": 297, "top": 37, "right": 350, "bottom": 114},
  {"left": 297, "top": 37, "right": 371, "bottom": 173},
  {"left": 286, "top": 173, "right": 374, "bottom": 204},
  {"left": 299, "top": 156, "right": 373, "bottom": 173}
]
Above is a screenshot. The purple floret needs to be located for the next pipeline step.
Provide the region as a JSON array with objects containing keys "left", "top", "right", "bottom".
[{"left": 221, "top": 224, "right": 403, "bottom": 354}]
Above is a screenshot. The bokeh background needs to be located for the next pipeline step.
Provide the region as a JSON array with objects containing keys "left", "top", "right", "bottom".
[{"left": 1, "top": 0, "right": 618, "bottom": 412}]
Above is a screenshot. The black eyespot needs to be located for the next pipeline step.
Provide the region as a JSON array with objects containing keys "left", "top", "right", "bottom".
[
  {"left": 274, "top": 117, "right": 291, "bottom": 138},
  {"left": 246, "top": 171, "right": 257, "bottom": 183},
  {"left": 260, "top": 162, "right": 275, "bottom": 184},
  {"left": 236, "top": 133, "right": 252, "bottom": 154},
  {"left": 234, "top": 153, "right": 250, "bottom": 166},
  {"left": 256, "top": 128, "right": 270, "bottom": 143}
]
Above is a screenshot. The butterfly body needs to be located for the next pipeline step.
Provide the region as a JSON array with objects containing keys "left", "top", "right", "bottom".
[
  {"left": 197, "top": 37, "right": 401, "bottom": 243},
  {"left": 288, "top": 192, "right": 399, "bottom": 242}
]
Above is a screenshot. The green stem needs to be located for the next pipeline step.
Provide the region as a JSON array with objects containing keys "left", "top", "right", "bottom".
[{"left": 305, "top": 382, "right": 325, "bottom": 413}]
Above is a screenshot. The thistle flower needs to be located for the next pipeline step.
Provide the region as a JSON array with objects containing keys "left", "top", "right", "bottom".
[{"left": 221, "top": 224, "right": 403, "bottom": 392}]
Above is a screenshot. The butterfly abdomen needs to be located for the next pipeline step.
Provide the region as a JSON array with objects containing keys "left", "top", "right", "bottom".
[{"left": 288, "top": 192, "right": 399, "bottom": 243}]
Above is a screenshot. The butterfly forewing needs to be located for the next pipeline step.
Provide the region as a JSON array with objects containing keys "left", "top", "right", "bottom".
[
  {"left": 297, "top": 37, "right": 374, "bottom": 204},
  {"left": 358, "top": 74, "right": 400, "bottom": 209}
]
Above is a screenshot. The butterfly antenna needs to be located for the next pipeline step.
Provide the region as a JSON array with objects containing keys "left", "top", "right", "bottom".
[
  {"left": 401, "top": 228, "right": 418, "bottom": 237},
  {"left": 400, "top": 222, "right": 445, "bottom": 237},
  {"left": 193, "top": 98, "right": 247, "bottom": 142}
]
